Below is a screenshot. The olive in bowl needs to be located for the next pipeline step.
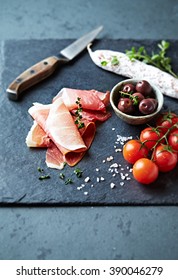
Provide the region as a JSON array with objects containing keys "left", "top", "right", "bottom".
[{"left": 110, "top": 79, "right": 164, "bottom": 125}]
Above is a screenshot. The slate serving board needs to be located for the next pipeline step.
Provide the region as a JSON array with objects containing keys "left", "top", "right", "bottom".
[{"left": 1, "top": 39, "right": 178, "bottom": 206}]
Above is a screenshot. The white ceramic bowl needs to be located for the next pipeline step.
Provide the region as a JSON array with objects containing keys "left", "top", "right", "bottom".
[{"left": 110, "top": 79, "right": 164, "bottom": 125}]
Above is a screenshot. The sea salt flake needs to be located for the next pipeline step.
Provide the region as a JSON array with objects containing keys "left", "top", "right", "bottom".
[
  {"left": 100, "top": 177, "right": 105, "bottom": 181},
  {"left": 107, "top": 156, "right": 113, "bottom": 162},
  {"left": 84, "top": 192, "right": 88, "bottom": 195},
  {"left": 84, "top": 177, "right": 90, "bottom": 183},
  {"left": 110, "top": 163, "right": 118, "bottom": 168},
  {"left": 115, "top": 148, "right": 122, "bottom": 152},
  {"left": 120, "top": 182, "right": 125, "bottom": 186},
  {"left": 110, "top": 182, "right": 115, "bottom": 189}
]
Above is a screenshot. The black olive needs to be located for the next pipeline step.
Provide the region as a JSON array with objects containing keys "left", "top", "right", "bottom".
[
  {"left": 132, "top": 92, "right": 145, "bottom": 103},
  {"left": 118, "top": 98, "right": 134, "bottom": 114},
  {"left": 135, "top": 80, "right": 152, "bottom": 96},
  {"left": 139, "top": 98, "right": 157, "bottom": 115},
  {"left": 122, "top": 83, "right": 135, "bottom": 93}
]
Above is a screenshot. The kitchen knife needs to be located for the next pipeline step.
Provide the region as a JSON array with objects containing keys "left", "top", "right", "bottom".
[{"left": 7, "top": 26, "right": 103, "bottom": 101}]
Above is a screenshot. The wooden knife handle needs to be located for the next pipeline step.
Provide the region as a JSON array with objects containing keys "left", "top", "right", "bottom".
[{"left": 6, "top": 56, "right": 68, "bottom": 101}]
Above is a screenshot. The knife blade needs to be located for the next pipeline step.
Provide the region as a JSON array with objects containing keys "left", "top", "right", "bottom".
[{"left": 7, "top": 26, "right": 103, "bottom": 101}]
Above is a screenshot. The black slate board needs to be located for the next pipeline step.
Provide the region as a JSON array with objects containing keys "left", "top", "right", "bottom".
[{"left": 1, "top": 39, "right": 178, "bottom": 206}]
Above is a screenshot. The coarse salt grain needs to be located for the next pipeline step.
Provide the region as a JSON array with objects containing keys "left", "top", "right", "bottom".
[
  {"left": 84, "top": 177, "right": 90, "bottom": 183},
  {"left": 84, "top": 192, "right": 88, "bottom": 195},
  {"left": 107, "top": 156, "right": 113, "bottom": 162},
  {"left": 110, "top": 163, "right": 118, "bottom": 168},
  {"left": 120, "top": 182, "right": 125, "bottom": 186},
  {"left": 115, "top": 148, "right": 122, "bottom": 152},
  {"left": 100, "top": 177, "right": 105, "bottom": 181},
  {"left": 110, "top": 183, "right": 115, "bottom": 189}
]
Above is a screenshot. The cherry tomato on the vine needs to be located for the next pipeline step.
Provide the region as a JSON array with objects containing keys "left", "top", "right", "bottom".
[
  {"left": 153, "top": 144, "right": 178, "bottom": 172},
  {"left": 140, "top": 127, "right": 164, "bottom": 150},
  {"left": 133, "top": 158, "right": 159, "bottom": 184},
  {"left": 123, "top": 139, "right": 149, "bottom": 164},
  {"left": 156, "top": 112, "right": 178, "bottom": 134},
  {"left": 168, "top": 129, "right": 178, "bottom": 152}
]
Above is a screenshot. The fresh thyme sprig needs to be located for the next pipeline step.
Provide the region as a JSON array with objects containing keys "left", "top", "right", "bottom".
[
  {"left": 125, "top": 40, "right": 178, "bottom": 78},
  {"left": 75, "top": 97, "right": 85, "bottom": 129},
  {"left": 74, "top": 168, "right": 83, "bottom": 178},
  {"left": 119, "top": 90, "right": 139, "bottom": 106}
]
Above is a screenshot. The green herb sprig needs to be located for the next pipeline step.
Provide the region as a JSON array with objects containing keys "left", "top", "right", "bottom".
[
  {"left": 39, "top": 175, "right": 51, "bottom": 180},
  {"left": 37, "top": 166, "right": 51, "bottom": 180},
  {"left": 65, "top": 178, "right": 73, "bottom": 185},
  {"left": 125, "top": 40, "right": 178, "bottom": 78},
  {"left": 74, "top": 168, "right": 83, "bottom": 178},
  {"left": 119, "top": 90, "right": 139, "bottom": 106},
  {"left": 75, "top": 97, "right": 85, "bottom": 129}
]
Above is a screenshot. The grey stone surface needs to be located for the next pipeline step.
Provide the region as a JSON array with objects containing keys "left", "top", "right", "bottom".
[{"left": 0, "top": 0, "right": 178, "bottom": 260}]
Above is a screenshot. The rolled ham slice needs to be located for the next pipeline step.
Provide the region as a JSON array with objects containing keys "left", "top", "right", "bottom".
[
  {"left": 28, "top": 98, "right": 87, "bottom": 155},
  {"left": 26, "top": 119, "right": 96, "bottom": 169},
  {"left": 45, "top": 97, "right": 87, "bottom": 154},
  {"left": 87, "top": 44, "right": 178, "bottom": 99},
  {"left": 26, "top": 88, "right": 110, "bottom": 169},
  {"left": 46, "top": 120, "right": 96, "bottom": 169}
]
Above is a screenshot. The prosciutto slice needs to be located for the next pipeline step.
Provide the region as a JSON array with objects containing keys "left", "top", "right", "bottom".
[
  {"left": 87, "top": 44, "right": 178, "bottom": 99},
  {"left": 53, "top": 88, "right": 107, "bottom": 112},
  {"left": 26, "top": 88, "right": 111, "bottom": 169},
  {"left": 46, "top": 120, "right": 96, "bottom": 169},
  {"left": 26, "top": 121, "right": 51, "bottom": 148},
  {"left": 45, "top": 97, "right": 86, "bottom": 154},
  {"left": 71, "top": 109, "right": 111, "bottom": 122},
  {"left": 28, "top": 98, "right": 87, "bottom": 155}
]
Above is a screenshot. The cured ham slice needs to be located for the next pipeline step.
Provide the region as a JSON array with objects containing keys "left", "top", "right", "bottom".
[
  {"left": 45, "top": 97, "right": 87, "bottom": 154},
  {"left": 28, "top": 103, "right": 51, "bottom": 128},
  {"left": 26, "top": 88, "right": 111, "bottom": 169},
  {"left": 54, "top": 88, "right": 107, "bottom": 112},
  {"left": 87, "top": 44, "right": 178, "bottom": 99},
  {"left": 46, "top": 121, "right": 96, "bottom": 169},
  {"left": 28, "top": 98, "right": 87, "bottom": 154},
  {"left": 71, "top": 109, "right": 111, "bottom": 122},
  {"left": 26, "top": 121, "right": 51, "bottom": 147},
  {"left": 46, "top": 142, "right": 65, "bottom": 170}
]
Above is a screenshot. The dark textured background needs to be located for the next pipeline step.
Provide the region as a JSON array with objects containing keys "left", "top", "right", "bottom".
[
  {"left": 0, "top": 0, "right": 178, "bottom": 260},
  {"left": 1, "top": 39, "right": 178, "bottom": 206}
]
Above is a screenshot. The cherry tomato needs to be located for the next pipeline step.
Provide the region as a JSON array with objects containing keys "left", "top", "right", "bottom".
[
  {"left": 153, "top": 144, "right": 177, "bottom": 172},
  {"left": 168, "top": 129, "right": 178, "bottom": 152},
  {"left": 140, "top": 127, "right": 164, "bottom": 150},
  {"left": 156, "top": 112, "right": 178, "bottom": 134},
  {"left": 123, "top": 139, "right": 149, "bottom": 164},
  {"left": 133, "top": 158, "right": 159, "bottom": 184}
]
